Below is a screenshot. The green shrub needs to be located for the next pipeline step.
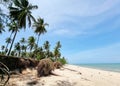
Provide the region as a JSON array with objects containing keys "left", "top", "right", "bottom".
[{"left": 58, "top": 57, "right": 67, "bottom": 65}]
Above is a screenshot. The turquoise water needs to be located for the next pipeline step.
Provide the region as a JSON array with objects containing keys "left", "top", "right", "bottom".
[{"left": 76, "top": 63, "right": 120, "bottom": 73}]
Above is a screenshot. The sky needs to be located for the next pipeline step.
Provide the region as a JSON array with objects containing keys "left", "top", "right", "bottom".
[{"left": 0, "top": 0, "right": 120, "bottom": 64}]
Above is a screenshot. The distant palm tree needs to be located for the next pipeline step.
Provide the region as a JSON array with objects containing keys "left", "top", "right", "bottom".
[
  {"left": 20, "top": 37, "right": 27, "bottom": 55},
  {"left": 1, "top": 45, "right": 5, "bottom": 51},
  {"left": 53, "top": 41, "right": 61, "bottom": 61},
  {"left": 14, "top": 42, "right": 21, "bottom": 56},
  {"left": 9, "top": 0, "right": 38, "bottom": 29},
  {"left": 20, "top": 37, "right": 26, "bottom": 44},
  {"left": 0, "top": 23, "right": 5, "bottom": 34},
  {"left": 5, "top": 37, "right": 12, "bottom": 53},
  {"left": 43, "top": 41, "right": 50, "bottom": 58},
  {"left": 28, "top": 36, "right": 36, "bottom": 52},
  {"left": 0, "top": 8, "right": 5, "bottom": 34},
  {"left": 33, "top": 18, "right": 48, "bottom": 46},
  {"left": 21, "top": 45, "right": 27, "bottom": 53},
  {"left": 56, "top": 41, "right": 61, "bottom": 49}
]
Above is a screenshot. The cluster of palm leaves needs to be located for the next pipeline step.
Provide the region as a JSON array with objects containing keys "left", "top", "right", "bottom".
[
  {"left": 0, "top": 0, "right": 66, "bottom": 61},
  {"left": 1, "top": 38, "right": 62, "bottom": 61},
  {"left": 0, "top": 0, "right": 47, "bottom": 54}
]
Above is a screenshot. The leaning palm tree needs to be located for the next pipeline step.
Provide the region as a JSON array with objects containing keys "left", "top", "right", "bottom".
[
  {"left": 8, "top": 0, "right": 38, "bottom": 55},
  {"left": 9, "top": 0, "right": 38, "bottom": 29},
  {"left": 7, "top": 22, "right": 19, "bottom": 39},
  {"left": 33, "top": 18, "right": 48, "bottom": 46},
  {"left": 7, "top": 21, "right": 19, "bottom": 55},
  {"left": 5, "top": 37, "right": 12, "bottom": 53},
  {"left": 28, "top": 36, "right": 36, "bottom": 52}
]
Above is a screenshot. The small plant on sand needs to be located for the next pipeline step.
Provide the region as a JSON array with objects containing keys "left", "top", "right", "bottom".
[{"left": 37, "top": 58, "right": 54, "bottom": 77}]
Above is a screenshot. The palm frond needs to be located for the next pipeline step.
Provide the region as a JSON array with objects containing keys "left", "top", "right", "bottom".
[
  {"left": 13, "top": 0, "right": 22, "bottom": 8},
  {"left": 28, "top": 4, "right": 38, "bottom": 10}
]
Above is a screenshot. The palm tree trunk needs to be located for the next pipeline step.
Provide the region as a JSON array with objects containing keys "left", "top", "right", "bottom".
[
  {"left": 37, "top": 34, "right": 40, "bottom": 46},
  {"left": 7, "top": 31, "right": 17, "bottom": 56}
]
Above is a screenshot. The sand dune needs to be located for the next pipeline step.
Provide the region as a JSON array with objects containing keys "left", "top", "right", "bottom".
[{"left": 8, "top": 64, "right": 120, "bottom": 86}]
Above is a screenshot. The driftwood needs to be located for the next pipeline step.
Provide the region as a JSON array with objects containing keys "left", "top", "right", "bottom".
[{"left": 0, "top": 62, "right": 10, "bottom": 86}]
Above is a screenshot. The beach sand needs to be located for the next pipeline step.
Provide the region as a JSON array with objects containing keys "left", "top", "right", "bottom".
[{"left": 8, "top": 64, "right": 120, "bottom": 86}]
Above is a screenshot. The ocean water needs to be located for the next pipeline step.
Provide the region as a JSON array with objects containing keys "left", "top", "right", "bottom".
[{"left": 76, "top": 63, "right": 120, "bottom": 73}]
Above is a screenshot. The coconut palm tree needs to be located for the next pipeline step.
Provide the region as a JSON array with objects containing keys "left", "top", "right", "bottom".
[
  {"left": 1, "top": 45, "right": 5, "bottom": 52},
  {"left": 43, "top": 41, "right": 50, "bottom": 58},
  {"left": 9, "top": 0, "right": 38, "bottom": 29},
  {"left": 20, "top": 37, "right": 27, "bottom": 56},
  {"left": 8, "top": 0, "right": 38, "bottom": 55},
  {"left": 28, "top": 36, "right": 36, "bottom": 52},
  {"left": 21, "top": 45, "right": 27, "bottom": 55},
  {"left": 7, "top": 22, "right": 19, "bottom": 39},
  {"left": 7, "top": 21, "right": 19, "bottom": 55},
  {"left": 14, "top": 42, "right": 21, "bottom": 56},
  {"left": 33, "top": 18, "right": 48, "bottom": 46},
  {"left": 20, "top": 37, "right": 26, "bottom": 44},
  {"left": 5, "top": 37, "right": 12, "bottom": 53},
  {"left": 0, "top": 23, "right": 5, "bottom": 34},
  {"left": 53, "top": 41, "right": 61, "bottom": 61}
]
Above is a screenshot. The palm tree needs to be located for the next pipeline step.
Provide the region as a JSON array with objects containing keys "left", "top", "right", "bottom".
[
  {"left": 53, "top": 41, "right": 61, "bottom": 61},
  {"left": 7, "top": 22, "right": 19, "bottom": 39},
  {"left": 20, "top": 37, "right": 27, "bottom": 56},
  {"left": 20, "top": 37, "right": 26, "bottom": 44},
  {"left": 7, "top": 21, "right": 19, "bottom": 55},
  {"left": 43, "top": 41, "right": 50, "bottom": 58},
  {"left": 28, "top": 36, "right": 36, "bottom": 52},
  {"left": 1, "top": 45, "right": 5, "bottom": 52},
  {"left": 0, "top": 23, "right": 5, "bottom": 34},
  {"left": 9, "top": 0, "right": 38, "bottom": 29},
  {"left": 0, "top": 8, "right": 4, "bottom": 34},
  {"left": 33, "top": 18, "right": 48, "bottom": 46},
  {"left": 0, "top": 45, "right": 5, "bottom": 55},
  {"left": 5, "top": 37, "right": 12, "bottom": 53},
  {"left": 14, "top": 42, "right": 21, "bottom": 56},
  {"left": 8, "top": 0, "right": 38, "bottom": 55},
  {"left": 21, "top": 45, "right": 27, "bottom": 55}
]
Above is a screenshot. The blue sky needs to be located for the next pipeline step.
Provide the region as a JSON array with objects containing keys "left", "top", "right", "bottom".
[{"left": 1, "top": 0, "right": 120, "bottom": 64}]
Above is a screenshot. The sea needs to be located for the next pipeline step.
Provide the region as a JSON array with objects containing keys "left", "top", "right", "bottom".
[{"left": 75, "top": 63, "right": 120, "bottom": 73}]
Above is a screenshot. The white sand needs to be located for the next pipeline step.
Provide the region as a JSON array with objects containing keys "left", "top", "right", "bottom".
[{"left": 8, "top": 64, "right": 120, "bottom": 86}]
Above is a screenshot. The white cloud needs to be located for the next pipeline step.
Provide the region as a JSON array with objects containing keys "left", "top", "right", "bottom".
[
  {"left": 53, "top": 29, "right": 87, "bottom": 37},
  {"left": 29, "top": 0, "right": 120, "bottom": 37}
]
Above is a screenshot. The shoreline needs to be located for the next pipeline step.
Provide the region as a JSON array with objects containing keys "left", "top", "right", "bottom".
[
  {"left": 8, "top": 64, "right": 120, "bottom": 86},
  {"left": 72, "top": 63, "right": 120, "bottom": 73}
]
